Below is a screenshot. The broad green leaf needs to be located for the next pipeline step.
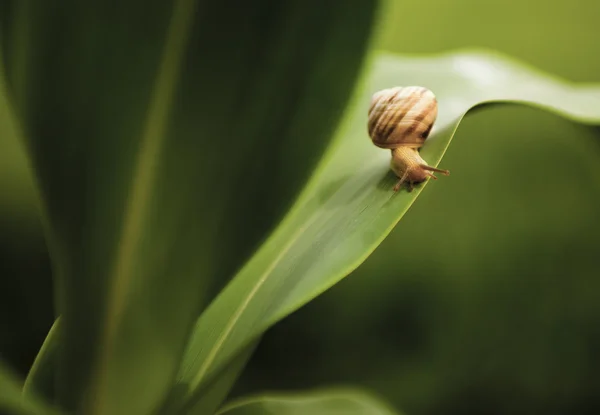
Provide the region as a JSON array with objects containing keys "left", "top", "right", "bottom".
[
  {"left": 0, "top": 1, "right": 380, "bottom": 414},
  {"left": 217, "top": 389, "right": 399, "bottom": 415},
  {"left": 174, "top": 49, "right": 600, "bottom": 405},
  {"left": 0, "top": 360, "right": 62, "bottom": 415}
]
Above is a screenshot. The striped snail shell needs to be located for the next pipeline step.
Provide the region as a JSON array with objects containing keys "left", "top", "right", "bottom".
[
  {"left": 368, "top": 86, "right": 438, "bottom": 149},
  {"left": 367, "top": 86, "right": 449, "bottom": 192}
]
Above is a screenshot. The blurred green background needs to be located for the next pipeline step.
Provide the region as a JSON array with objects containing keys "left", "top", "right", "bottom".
[{"left": 1, "top": 0, "right": 600, "bottom": 414}]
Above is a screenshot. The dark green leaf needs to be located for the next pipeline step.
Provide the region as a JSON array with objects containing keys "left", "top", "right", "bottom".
[{"left": 0, "top": 1, "right": 379, "bottom": 413}]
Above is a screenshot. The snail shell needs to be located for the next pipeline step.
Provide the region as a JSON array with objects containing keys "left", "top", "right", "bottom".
[
  {"left": 367, "top": 86, "right": 449, "bottom": 192},
  {"left": 368, "top": 86, "right": 438, "bottom": 149}
]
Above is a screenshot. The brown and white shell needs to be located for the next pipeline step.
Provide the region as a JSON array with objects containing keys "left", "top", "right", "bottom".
[{"left": 367, "top": 86, "right": 438, "bottom": 149}]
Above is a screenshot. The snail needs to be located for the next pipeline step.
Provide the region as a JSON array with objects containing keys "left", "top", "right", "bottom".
[{"left": 368, "top": 86, "right": 449, "bottom": 192}]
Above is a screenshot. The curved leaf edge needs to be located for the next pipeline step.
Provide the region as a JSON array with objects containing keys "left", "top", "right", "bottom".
[
  {"left": 216, "top": 387, "right": 399, "bottom": 415},
  {"left": 22, "top": 318, "right": 61, "bottom": 401},
  {"left": 0, "top": 359, "right": 64, "bottom": 415}
]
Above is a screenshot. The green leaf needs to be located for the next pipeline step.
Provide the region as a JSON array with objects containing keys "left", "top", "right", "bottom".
[
  {"left": 0, "top": 360, "right": 62, "bottom": 415},
  {"left": 176, "top": 341, "right": 259, "bottom": 415},
  {"left": 174, "top": 48, "right": 600, "bottom": 405},
  {"left": 23, "top": 318, "right": 60, "bottom": 403},
  {"left": 0, "top": 1, "right": 380, "bottom": 414},
  {"left": 216, "top": 389, "right": 399, "bottom": 415}
]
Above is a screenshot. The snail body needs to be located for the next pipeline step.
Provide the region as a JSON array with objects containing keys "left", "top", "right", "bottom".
[{"left": 368, "top": 86, "right": 449, "bottom": 192}]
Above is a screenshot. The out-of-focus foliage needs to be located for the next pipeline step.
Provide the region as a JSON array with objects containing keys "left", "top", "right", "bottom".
[
  {"left": 0, "top": 60, "right": 52, "bottom": 383},
  {"left": 217, "top": 389, "right": 400, "bottom": 415},
  {"left": 378, "top": 0, "right": 600, "bottom": 82},
  {"left": 0, "top": 360, "right": 62, "bottom": 415}
]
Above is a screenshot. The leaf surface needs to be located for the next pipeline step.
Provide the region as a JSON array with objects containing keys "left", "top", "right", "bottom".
[{"left": 174, "top": 49, "right": 600, "bottom": 408}]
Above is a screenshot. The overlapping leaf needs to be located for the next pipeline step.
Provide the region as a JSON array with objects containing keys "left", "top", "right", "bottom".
[{"left": 0, "top": 1, "right": 380, "bottom": 414}]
